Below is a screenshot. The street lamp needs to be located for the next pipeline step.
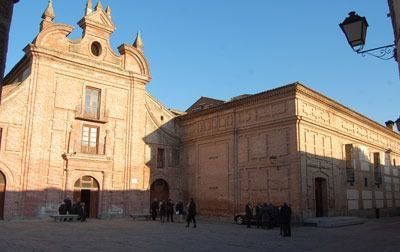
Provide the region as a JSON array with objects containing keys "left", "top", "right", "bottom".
[
  {"left": 339, "top": 11, "right": 395, "bottom": 60},
  {"left": 339, "top": 11, "right": 368, "bottom": 51}
]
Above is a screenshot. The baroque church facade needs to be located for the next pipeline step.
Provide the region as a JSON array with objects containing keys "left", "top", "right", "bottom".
[{"left": 1, "top": 1, "right": 400, "bottom": 221}]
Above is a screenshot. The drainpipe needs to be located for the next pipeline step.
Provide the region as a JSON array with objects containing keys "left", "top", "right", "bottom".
[{"left": 61, "top": 153, "right": 68, "bottom": 199}]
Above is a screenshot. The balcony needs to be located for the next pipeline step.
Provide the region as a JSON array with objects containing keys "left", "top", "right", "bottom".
[
  {"left": 68, "top": 141, "right": 112, "bottom": 162},
  {"left": 74, "top": 104, "right": 109, "bottom": 124}
]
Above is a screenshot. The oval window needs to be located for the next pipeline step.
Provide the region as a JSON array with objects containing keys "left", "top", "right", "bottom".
[{"left": 91, "top": 42, "right": 102, "bottom": 57}]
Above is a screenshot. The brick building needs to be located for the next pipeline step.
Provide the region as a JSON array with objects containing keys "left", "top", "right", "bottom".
[
  {"left": 1, "top": 1, "right": 399, "bottom": 221},
  {"left": 180, "top": 84, "right": 400, "bottom": 221},
  {"left": 0, "top": 1, "right": 181, "bottom": 219}
]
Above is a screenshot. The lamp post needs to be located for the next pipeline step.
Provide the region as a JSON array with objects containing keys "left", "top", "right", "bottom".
[{"left": 339, "top": 11, "right": 395, "bottom": 60}]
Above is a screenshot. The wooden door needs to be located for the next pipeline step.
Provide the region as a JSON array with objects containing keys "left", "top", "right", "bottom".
[
  {"left": 73, "top": 176, "right": 99, "bottom": 218},
  {"left": 0, "top": 172, "right": 5, "bottom": 220},
  {"left": 90, "top": 190, "right": 99, "bottom": 218},
  {"left": 150, "top": 179, "right": 169, "bottom": 203},
  {"left": 315, "top": 178, "right": 327, "bottom": 217}
]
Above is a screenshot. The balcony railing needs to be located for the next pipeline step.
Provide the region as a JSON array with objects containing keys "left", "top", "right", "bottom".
[
  {"left": 70, "top": 140, "right": 106, "bottom": 155},
  {"left": 74, "top": 104, "right": 109, "bottom": 123}
]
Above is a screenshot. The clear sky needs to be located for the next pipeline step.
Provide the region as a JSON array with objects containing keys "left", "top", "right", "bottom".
[{"left": 6, "top": 0, "right": 400, "bottom": 125}]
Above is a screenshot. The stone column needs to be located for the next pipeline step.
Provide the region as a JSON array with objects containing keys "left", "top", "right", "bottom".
[{"left": 0, "top": 0, "right": 18, "bottom": 104}]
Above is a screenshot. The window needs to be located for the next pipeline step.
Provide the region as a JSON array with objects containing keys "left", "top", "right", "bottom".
[
  {"left": 157, "top": 148, "right": 165, "bottom": 168},
  {"left": 345, "top": 144, "right": 355, "bottom": 183},
  {"left": 373, "top": 152, "right": 382, "bottom": 185},
  {"left": 91, "top": 42, "right": 102, "bottom": 57},
  {"left": 0, "top": 127, "right": 2, "bottom": 150},
  {"left": 364, "top": 178, "right": 368, "bottom": 187},
  {"left": 81, "top": 125, "right": 99, "bottom": 154},
  {"left": 84, "top": 87, "right": 101, "bottom": 119},
  {"left": 169, "top": 149, "right": 180, "bottom": 167}
]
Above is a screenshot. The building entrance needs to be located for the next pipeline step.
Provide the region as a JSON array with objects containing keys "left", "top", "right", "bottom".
[
  {"left": 150, "top": 179, "right": 169, "bottom": 203},
  {"left": 73, "top": 176, "right": 99, "bottom": 218},
  {"left": 315, "top": 177, "right": 328, "bottom": 217},
  {"left": 0, "top": 172, "right": 5, "bottom": 220}
]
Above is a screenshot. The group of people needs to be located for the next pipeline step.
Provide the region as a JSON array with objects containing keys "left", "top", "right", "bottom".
[
  {"left": 245, "top": 202, "right": 292, "bottom": 237},
  {"left": 150, "top": 198, "right": 197, "bottom": 228},
  {"left": 58, "top": 197, "right": 88, "bottom": 222}
]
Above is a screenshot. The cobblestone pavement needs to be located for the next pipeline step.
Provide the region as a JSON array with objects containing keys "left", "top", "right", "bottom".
[{"left": 0, "top": 216, "right": 400, "bottom": 252}]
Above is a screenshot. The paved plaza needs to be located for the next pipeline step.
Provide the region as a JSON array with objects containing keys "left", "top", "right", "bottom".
[{"left": 0, "top": 216, "right": 400, "bottom": 252}]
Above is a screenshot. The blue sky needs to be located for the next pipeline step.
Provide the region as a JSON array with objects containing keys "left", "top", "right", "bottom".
[{"left": 6, "top": 0, "right": 400, "bottom": 125}]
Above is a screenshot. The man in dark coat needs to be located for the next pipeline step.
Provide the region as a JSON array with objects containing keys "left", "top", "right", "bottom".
[
  {"left": 63, "top": 197, "right": 72, "bottom": 214},
  {"left": 159, "top": 200, "right": 166, "bottom": 223},
  {"left": 58, "top": 202, "right": 67, "bottom": 215},
  {"left": 281, "top": 202, "right": 292, "bottom": 237},
  {"left": 245, "top": 202, "right": 253, "bottom": 228},
  {"left": 278, "top": 205, "right": 283, "bottom": 235},
  {"left": 150, "top": 198, "right": 159, "bottom": 221},
  {"left": 186, "top": 198, "right": 197, "bottom": 228},
  {"left": 267, "top": 203, "right": 275, "bottom": 229},
  {"left": 166, "top": 199, "right": 174, "bottom": 222},
  {"left": 255, "top": 203, "right": 262, "bottom": 228},
  {"left": 78, "top": 202, "right": 87, "bottom": 222},
  {"left": 175, "top": 200, "right": 184, "bottom": 223},
  {"left": 261, "top": 203, "right": 268, "bottom": 229}
]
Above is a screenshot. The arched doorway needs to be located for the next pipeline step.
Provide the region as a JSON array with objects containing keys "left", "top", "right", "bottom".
[
  {"left": 150, "top": 179, "right": 169, "bottom": 203},
  {"left": 73, "top": 176, "right": 99, "bottom": 218},
  {"left": 315, "top": 177, "right": 328, "bottom": 217},
  {"left": 0, "top": 172, "right": 5, "bottom": 220}
]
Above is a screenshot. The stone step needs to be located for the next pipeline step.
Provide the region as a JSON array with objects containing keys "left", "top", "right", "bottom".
[{"left": 303, "top": 216, "right": 364, "bottom": 227}]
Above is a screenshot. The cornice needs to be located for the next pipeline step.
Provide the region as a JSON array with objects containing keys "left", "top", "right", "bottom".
[
  {"left": 3, "top": 55, "right": 30, "bottom": 85},
  {"left": 299, "top": 117, "right": 400, "bottom": 155},
  {"left": 27, "top": 45, "right": 151, "bottom": 82},
  {"left": 179, "top": 82, "right": 298, "bottom": 121},
  {"left": 294, "top": 83, "right": 400, "bottom": 140}
]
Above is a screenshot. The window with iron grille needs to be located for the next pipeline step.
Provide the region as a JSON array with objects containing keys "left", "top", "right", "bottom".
[
  {"left": 82, "top": 125, "right": 99, "bottom": 154},
  {"left": 84, "top": 87, "right": 101, "bottom": 119},
  {"left": 373, "top": 152, "right": 382, "bottom": 185},
  {"left": 345, "top": 144, "right": 355, "bottom": 183},
  {"left": 157, "top": 148, "right": 165, "bottom": 168}
]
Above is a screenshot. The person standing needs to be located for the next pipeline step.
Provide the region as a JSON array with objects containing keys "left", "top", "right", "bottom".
[
  {"left": 159, "top": 200, "right": 166, "bottom": 223},
  {"left": 150, "top": 198, "right": 159, "bottom": 221},
  {"left": 78, "top": 202, "right": 87, "bottom": 222},
  {"left": 64, "top": 197, "right": 72, "bottom": 214},
  {"left": 245, "top": 202, "right": 253, "bottom": 228},
  {"left": 278, "top": 205, "right": 283, "bottom": 236},
  {"left": 281, "top": 202, "right": 292, "bottom": 237},
  {"left": 175, "top": 200, "right": 184, "bottom": 223},
  {"left": 58, "top": 202, "right": 67, "bottom": 215},
  {"left": 166, "top": 199, "right": 174, "bottom": 222},
  {"left": 186, "top": 198, "right": 197, "bottom": 228},
  {"left": 72, "top": 199, "right": 80, "bottom": 215},
  {"left": 261, "top": 203, "right": 268, "bottom": 229},
  {"left": 255, "top": 203, "right": 262, "bottom": 228},
  {"left": 266, "top": 203, "right": 274, "bottom": 229}
]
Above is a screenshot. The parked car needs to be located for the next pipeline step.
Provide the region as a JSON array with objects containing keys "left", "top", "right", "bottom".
[{"left": 234, "top": 214, "right": 257, "bottom": 225}]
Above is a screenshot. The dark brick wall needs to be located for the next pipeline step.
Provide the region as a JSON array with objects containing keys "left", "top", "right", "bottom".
[{"left": 0, "top": 0, "right": 15, "bottom": 102}]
